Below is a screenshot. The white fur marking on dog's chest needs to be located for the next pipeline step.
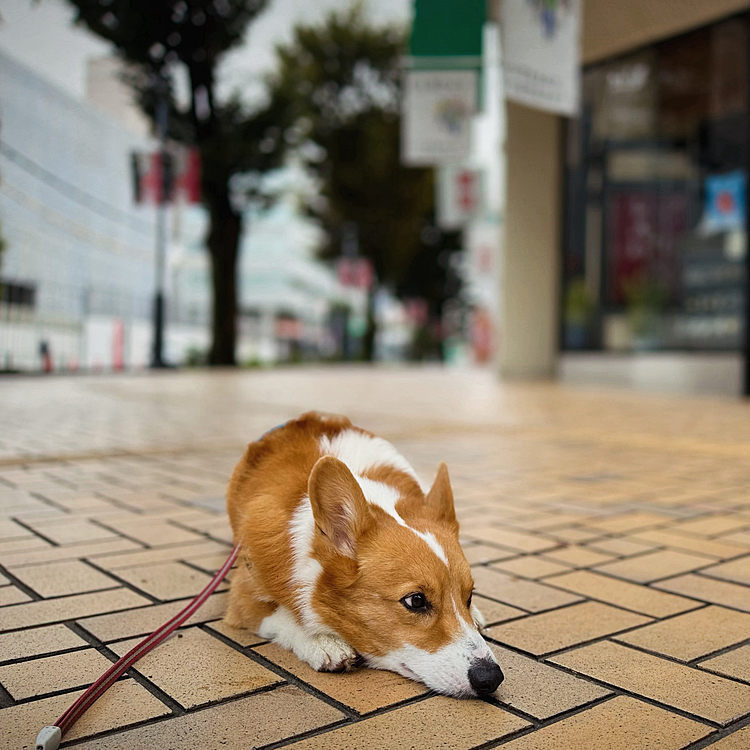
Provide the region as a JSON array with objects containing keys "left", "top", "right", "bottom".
[{"left": 319, "top": 432, "right": 448, "bottom": 568}]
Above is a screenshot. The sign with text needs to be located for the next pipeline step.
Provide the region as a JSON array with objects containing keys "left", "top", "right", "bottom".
[
  {"left": 401, "top": 69, "right": 478, "bottom": 166},
  {"left": 502, "top": 0, "right": 581, "bottom": 116},
  {"left": 437, "top": 166, "right": 483, "bottom": 228}
]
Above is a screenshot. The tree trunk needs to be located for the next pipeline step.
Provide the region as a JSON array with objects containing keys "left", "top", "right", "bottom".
[
  {"left": 206, "top": 190, "right": 242, "bottom": 366},
  {"left": 187, "top": 63, "right": 242, "bottom": 366}
]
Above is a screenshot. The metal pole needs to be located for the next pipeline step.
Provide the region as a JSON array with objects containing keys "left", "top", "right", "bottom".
[
  {"left": 151, "top": 74, "right": 169, "bottom": 368},
  {"left": 153, "top": 196, "right": 166, "bottom": 367},
  {"left": 744, "top": 15, "right": 750, "bottom": 395}
]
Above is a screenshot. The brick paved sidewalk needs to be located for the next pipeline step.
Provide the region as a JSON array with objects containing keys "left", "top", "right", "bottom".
[{"left": 2, "top": 368, "right": 750, "bottom": 749}]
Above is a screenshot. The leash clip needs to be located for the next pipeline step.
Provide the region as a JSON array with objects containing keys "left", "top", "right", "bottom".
[{"left": 35, "top": 725, "right": 61, "bottom": 750}]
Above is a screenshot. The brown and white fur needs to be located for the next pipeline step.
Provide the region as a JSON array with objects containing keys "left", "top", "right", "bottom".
[{"left": 224, "top": 412, "right": 503, "bottom": 697}]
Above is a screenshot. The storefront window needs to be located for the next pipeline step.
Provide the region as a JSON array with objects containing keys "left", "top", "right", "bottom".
[{"left": 562, "top": 17, "right": 747, "bottom": 351}]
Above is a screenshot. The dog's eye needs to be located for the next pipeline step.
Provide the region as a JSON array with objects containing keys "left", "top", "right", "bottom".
[
  {"left": 467, "top": 592, "right": 473, "bottom": 609},
  {"left": 401, "top": 593, "right": 429, "bottom": 612}
]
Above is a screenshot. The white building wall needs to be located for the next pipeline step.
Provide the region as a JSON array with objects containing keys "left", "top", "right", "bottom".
[{"left": 0, "top": 50, "right": 159, "bottom": 370}]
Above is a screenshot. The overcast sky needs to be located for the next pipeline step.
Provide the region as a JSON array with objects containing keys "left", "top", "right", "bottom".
[{"left": 0, "top": 0, "right": 412, "bottom": 101}]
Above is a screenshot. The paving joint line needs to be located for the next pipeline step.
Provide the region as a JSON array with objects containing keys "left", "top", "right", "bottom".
[
  {"left": 0, "top": 644, "right": 91, "bottom": 669},
  {"left": 486, "top": 613, "right": 672, "bottom": 663},
  {"left": 258, "top": 693, "right": 441, "bottom": 750},
  {"left": 86, "top": 519, "right": 155, "bottom": 549},
  {"left": 179, "top": 558, "right": 233, "bottom": 579},
  {"left": 28, "top": 491, "right": 74, "bottom": 515},
  {"left": 683, "top": 712, "right": 750, "bottom": 749},
  {"left": 483, "top": 590, "right": 588, "bottom": 619},
  {"left": 689, "top": 637, "right": 750, "bottom": 670},
  {"left": 613, "top": 639, "right": 750, "bottom": 687},
  {"left": 255, "top": 717, "right": 355, "bottom": 750},
  {"left": 65, "top": 620, "right": 186, "bottom": 716},
  {"left": 81, "top": 559, "right": 163, "bottom": 605},
  {"left": 7, "top": 517, "right": 61, "bottom": 548},
  {"left": 540, "top": 657, "right": 728, "bottom": 729},
  {"left": 530, "top": 573, "right": 712, "bottom": 619},
  {"left": 198, "top": 622, "right": 361, "bottom": 721},
  {"left": 0, "top": 682, "right": 15, "bottom": 708},
  {"left": 485, "top": 693, "right": 621, "bottom": 748},
  {"left": 91, "top": 491, "right": 146, "bottom": 514},
  {"left": 0, "top": 561, "right": 45, "bottom": 600},
  {"left": 0, "top": 442, "right": 248, "bottom": 469},
  {"left": 10, "top": 675, "right": 131, "bottom": 707},
  {"left": 55, "top": 684, "right": 291, "bottom": 750},
  {"left": 89, "top": 539, "right": 230, "bottom": 566}
]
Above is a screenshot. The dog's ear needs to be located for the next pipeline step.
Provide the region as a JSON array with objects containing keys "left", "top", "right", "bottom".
[
  {"left": 424, "top": 462, "right": 457, "bottom": 527},
  {"left": 309, "top": 456, "right": 370, "bottom": 558}
]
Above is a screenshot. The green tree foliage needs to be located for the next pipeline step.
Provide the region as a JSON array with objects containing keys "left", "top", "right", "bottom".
[
  {"left": 65, "top": 0, "right": 283, "bottom": 365},
  {"left": 267, "top": 8, "right": 457, "bottom": 312}
]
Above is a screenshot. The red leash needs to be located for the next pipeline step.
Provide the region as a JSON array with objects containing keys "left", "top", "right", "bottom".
[{"left": 35, "top": 543, "right": 241, "bottom": 750}]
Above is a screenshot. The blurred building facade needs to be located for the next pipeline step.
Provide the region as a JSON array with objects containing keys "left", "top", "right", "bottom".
[
  {"left": 502, "top": 0, "right": 750, "bottom": 394},
  {"left": 0, "top": 50, "right": 158, "bottom": 371},
  {"left": 0, "top": 52, "right": 364, "bottom": 372}
]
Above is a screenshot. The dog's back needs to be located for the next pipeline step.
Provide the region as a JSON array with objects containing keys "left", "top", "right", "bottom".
[{"left": 226, "top": 412, "right": 364, "bottom": 614}]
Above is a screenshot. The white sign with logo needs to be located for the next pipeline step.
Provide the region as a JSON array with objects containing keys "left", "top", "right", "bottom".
[
  {"left": 502, "top": 0, "right": 581, "bottom": 116},
  {"left": 401, "top": 69, "right": 478, "bottom": 166}
]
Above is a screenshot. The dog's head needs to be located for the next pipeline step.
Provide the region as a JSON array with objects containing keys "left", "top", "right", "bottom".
[{"left": 308, "top": 455, "right": 503, "bottom": 697}]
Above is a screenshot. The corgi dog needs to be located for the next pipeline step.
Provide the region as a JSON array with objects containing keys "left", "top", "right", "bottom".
[{"left": 224, "top": 412, "right": 504, "bottom": 697}]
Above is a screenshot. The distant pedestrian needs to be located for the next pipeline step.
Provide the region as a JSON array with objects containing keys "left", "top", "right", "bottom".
[{"left": 39, "top": 340, "right": 52, "bottom": 372}]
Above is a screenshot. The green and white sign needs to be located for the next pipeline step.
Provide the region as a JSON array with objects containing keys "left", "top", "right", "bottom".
[
  {"left": 409, "top": 0, "right": 484, "bottom": 68},
  {"left": 401, "top": 0, "right": 485, "bottom": 166}
]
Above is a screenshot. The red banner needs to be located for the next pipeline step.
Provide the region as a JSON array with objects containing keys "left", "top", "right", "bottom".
[{"left": 131, "top": 147, "right": 201, "bottom": 205}]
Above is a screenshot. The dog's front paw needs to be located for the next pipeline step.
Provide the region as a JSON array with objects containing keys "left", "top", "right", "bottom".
[{"left": 304, "top": 634, "right": 359, "bottom": 672}]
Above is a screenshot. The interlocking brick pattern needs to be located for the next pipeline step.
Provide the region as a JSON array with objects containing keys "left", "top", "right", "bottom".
[{"left": 3, "top": 369, "right": 750, "bottom": 749}]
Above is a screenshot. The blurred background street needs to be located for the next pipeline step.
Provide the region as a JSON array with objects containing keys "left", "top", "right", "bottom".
[{"left": 1, "top": 0, "right": 747, "bottom": 397}]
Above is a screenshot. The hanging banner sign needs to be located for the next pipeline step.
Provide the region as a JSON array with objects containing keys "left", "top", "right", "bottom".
[
  {"left": 337, "top": 257, "right": 374, "bottom": 290},
  {"left": 401, "top": 69, "right": 478, "bottom": 166},
  {"left": 131, "top": 146, "right": 201, "bottom": 205},
  {"left": 436, "top": 166, "right": 484, "bottom": 228},
  {"left": 502, "top": 0, "right": 581, "bottom": 116}
]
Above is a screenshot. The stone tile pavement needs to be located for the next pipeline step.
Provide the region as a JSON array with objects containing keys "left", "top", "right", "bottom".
[{"left": 2, "top": 367, "right": 750, "bottom": 749}]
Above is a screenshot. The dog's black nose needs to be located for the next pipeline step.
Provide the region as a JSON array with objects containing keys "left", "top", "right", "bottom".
[{"left": 468, "top": 659, "right": 504, "bottom": 695}]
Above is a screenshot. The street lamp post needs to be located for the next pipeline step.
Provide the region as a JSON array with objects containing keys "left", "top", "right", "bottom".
[{"left": 151, "top": 74, "right": 170, "bottom": 368}]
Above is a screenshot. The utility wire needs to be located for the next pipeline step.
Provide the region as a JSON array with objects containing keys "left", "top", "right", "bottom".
[
  {"left": 0, "top": 180, "right": 154, "bottom": 264},
  {"left": 0, "top": 139, "right": 153, "bottom": 237}
]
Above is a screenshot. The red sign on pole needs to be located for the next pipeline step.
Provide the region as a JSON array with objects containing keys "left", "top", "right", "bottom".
[
  {"left": 456, "top": 170, "right": 478, "bottom": 213},
  {"left": 131, "top": 147, "right": 201, "bottom": 205},
  {"left": 337, "top": 257, "right": 374, "bottom": 290}
]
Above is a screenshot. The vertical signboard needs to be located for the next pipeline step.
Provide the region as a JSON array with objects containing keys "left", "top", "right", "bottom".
[
  {"left": 436, "top": 166, "right": 484, "bottom": 228},
  {"left": 401, "top": 70, "right": 478, "bottom": 166},
  {"left": 502, "top": 0, "right": 581, "bottom": 116}
]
